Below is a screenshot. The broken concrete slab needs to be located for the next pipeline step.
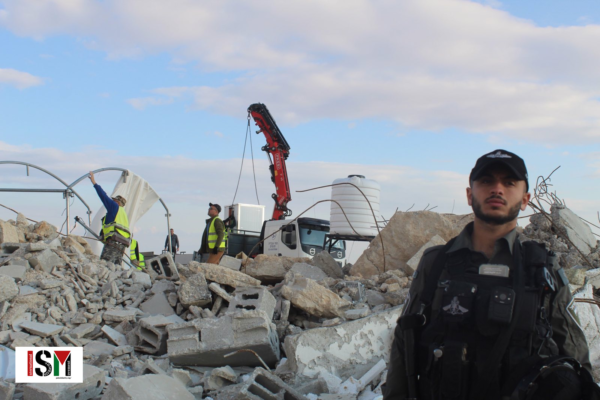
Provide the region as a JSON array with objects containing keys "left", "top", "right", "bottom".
[
  {"left": 219, "top": 255, "right": 242, "bottom": 271},
  {"left": 0, "top": 275, "right": 18, "bottom": 303},
  {"left": 20, "top": 285, "right": 38, "bottom": 296},
  {"left": 312, "top": 251, "right": 344, "bottom": 279},
  {"left": 0, "top": 219, "right": 19, "bottom": 244},
  {"left": 28, "top": 248, "right": 66, "bottom": 273},
  {"left": 178, "top": 273, "right": 212, "bottom": 308},
  {"left": 140, "top": 292, "right": 175, "bottom": 316},
  {"left": 283, "top": 306, "right": 402, "bottom": 379},
  {"left": 103, "top": 308, "right": 139, "bottom": 323},
  {"left": 216, "top": 367, "right": 307, "bottom": 400},
  {"left": 573, "top": 284, "right": 600, "bottom": 370},
  {"left": 132, "top": 271, "right": 152, "bottom": 289},
  {"left": 0, "top": 264, "right": 26, "bottom": 282},
  {"left": 68, "top": 323, "right": 96, "bottom": 339},
  {"left": 102, "top": 325, "right": 128, "bottom": 347},
  {"left": 0, "top": 380, "right": 15, "bottom": 400},
  {"left": 102, "top": 374, "right": 194, "bottom": 400},
  {"left": 167, "top": 309, "right": 280, "bottom": 368},
  {"left": 203, "top": 365, "right": 238, "bottom": 391},
  {"left": 281, "top": 273, "right": 351, "bottom": 318},
  {"left": 290, "top": 262, "right": 329, "bottom": 281},
  {"left": 147, "top": 253, "right": 179, "bottom": 279},
  {"left": 20, "top": 321, "right": 64, "bottom": 337},
  {"left": 189, "top": 261, "right": 261, "bottom": 288},
  {"left": 84, "top": 340, "right": 117, "bottom": 358},
  {"left": 23, "top": 364, "right": 105, "bottom": 400},
  {"left": 350, "top": 211, "right": 469, "bottom": 278},
  {"left": 552, "top": 205, "right": 597, "bottom": 255},
  {"left": 405, "top": 234, "right": 447, "bottom": 274},
  {"left": 209, "top": 282, "right": 233, "bottom": 302}
]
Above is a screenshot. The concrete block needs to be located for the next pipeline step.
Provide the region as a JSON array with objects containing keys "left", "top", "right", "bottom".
[
  {"left": 283, "top": 306, "right": 402, "bottom": 379},
  {"left": 28, "top": 248, "right": 65, "bottom": 273},
  {"left": 219, "top": 255, "right": 242, "bottom": 271},
  {"left": 140, "top": 292, "right": 175, "bottom": 316},
  {"left": 27, "top": 242, "right": 50, "bottom": 252},
  {"left": 146, "top": 253, "right": 179, "bottom": 279},
  {"left": 203, "top": 365, "right": 237, "bottom": 390},
  {"left": 209, "top": 282, "right": 233, "bottom": 302},
  {"left": 102, "top": 374, "right": 194, "bottom": 400},
  {"left": 188, "top": 261, "right": 260, "bottom": 288},
  {"left": 83, "top": 341, "right": 117, "bottom": 358},
  {"left": 0, "top": 264, "right": 26, "bottom": 282},
  {"left": 68, "top": 323, "right": 96, "bottom": 339},
  {"left": 0, "top": 242, "right": 22, "bottom": 254},
  {"left": 8, "top": 257, "right": 30, "bottom": 268},
  {"left": 20, "top": 286, "right": 39, "bottom": 296},
  {"left": 227, "top": 286, "right": 277, "bottom": 320},
  {"left": 23, "top": 364, "right": 105, "bottom": 400},
  {"left": 216, "top": 367, "right": 307, "bottom": 400},
  {"left": 406, "top": 234, "right": 447, "bottom": 274},
  {"left": 135, "top": 315, "right": 182, "bottom": 355},
  {"left": 102, "top": 325, "right": 128, "bottom": 347},
  {"left": 281, "top": 273, "right": 351, "bottom": 318},
  {"left": 178, "top": 273, "right": 212, "bottom": 308},
  {"left": 20, "top": 321, "right": 64, "bottom": 337},
  {"left": 167, "top": 309, "right": 280, "bottom": 368},
  {"left": 0, "top": 220, "right": 19, "bottom": 244},
  {"left": 0, "top": 275, "right": 18, "bottom": 303}
]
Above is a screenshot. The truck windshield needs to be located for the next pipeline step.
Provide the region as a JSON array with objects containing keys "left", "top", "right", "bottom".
[{"left": 299, "top": 225, "right": 345, "bottom": 250}]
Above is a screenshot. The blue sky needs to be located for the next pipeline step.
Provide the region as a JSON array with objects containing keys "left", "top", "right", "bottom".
[{"left": 2, "top": 0, "right": 600, "bottom": 260}]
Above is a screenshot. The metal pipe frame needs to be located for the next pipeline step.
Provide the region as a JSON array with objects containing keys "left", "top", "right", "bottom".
[{"left": 0, "top": 161, "right": 94, "bottom": 233}]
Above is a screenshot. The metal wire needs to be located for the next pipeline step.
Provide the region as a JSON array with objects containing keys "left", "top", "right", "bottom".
[
  {"left": 231, "top": 117, "right": 251, "bottom": 206},
  {"left": 248, "top": 118, "right": 260, "bottom": 205}
]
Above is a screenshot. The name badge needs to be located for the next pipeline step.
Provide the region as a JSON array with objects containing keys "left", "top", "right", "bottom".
[{"left": 479, "top": 264, "right": 509, "bottom": 277}]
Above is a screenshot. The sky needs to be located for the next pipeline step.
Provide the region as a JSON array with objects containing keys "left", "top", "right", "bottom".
[{"left": 2, "top": 0, "right": 600, "bottom": 263}]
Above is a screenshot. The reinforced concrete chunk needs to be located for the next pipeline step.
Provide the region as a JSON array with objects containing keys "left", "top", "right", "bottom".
[
  {"left": 146, "top": 253, "right": 179, "bottom": 279},
  {"left": 102, "top": 374, "right": 194, "bottom": 400},
  {"left": 227, "top": 286, "right": 276, "bottom": 319},
  {"left": 178, "top": 273, "right": 212, "bottom": 308},
  {"left": 167, "top": 309, "right": 280, "bottom": 368},
  {"left": 219, "top": 255, "right": 242, "bottom": 271},
  {"left": 189, "top": 261, "right": 260, "bottom": 288},
  {"left": 283, "top": 306, "right": 403, "bottom": 379},
  {"left": 216, "top": 367, "right": 307, "bottom": 400},
  {"left": 23, "top": 364, "right": 105, "bottom": 400}
]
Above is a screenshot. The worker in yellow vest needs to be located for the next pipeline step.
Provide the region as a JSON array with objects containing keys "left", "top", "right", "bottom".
[
  {"left": 199, "top": 203, "right": 227, "bottom": 264},
  {"left": 130, "top": 239, "right": 145, "bottom": 271},
  {"left": 89, "top": 171, "right": 131, "bottom": 266}
]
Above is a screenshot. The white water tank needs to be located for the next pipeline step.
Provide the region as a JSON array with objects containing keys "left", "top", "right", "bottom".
[{"left": 330, "top": 175, "right": 380, "bottom": 237}]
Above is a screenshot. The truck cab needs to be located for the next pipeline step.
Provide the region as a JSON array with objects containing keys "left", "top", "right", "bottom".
[{"left": 261, "top": 217, "right": 346, "bottom": 266}]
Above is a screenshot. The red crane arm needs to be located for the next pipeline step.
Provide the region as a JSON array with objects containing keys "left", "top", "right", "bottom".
[{"left": 248, "top": 103, "right": 292, "bottom": 220}]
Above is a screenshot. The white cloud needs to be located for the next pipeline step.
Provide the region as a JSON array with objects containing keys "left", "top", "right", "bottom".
[
  {"left": 3, "top": 0, "right": 600, "bottom": 142},
  {"left": 0, "top": 68, "right": 43, "bottom": 89}
]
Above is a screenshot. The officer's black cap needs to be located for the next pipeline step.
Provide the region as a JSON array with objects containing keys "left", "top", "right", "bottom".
[
  {"left": 209, "top": 203, "right": 221, "bottom": 213},
  {"left": 470, "top": 149, "right": 529, "bottom": 191}
]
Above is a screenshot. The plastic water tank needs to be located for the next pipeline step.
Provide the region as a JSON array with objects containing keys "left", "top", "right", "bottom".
[{"left": 330, "top": 175, "right": 380, "bottom": 236}]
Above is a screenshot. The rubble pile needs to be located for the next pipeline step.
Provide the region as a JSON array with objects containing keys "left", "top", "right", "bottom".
[{"left": 0, "top": 205, "right": 599, "bottom": 399}]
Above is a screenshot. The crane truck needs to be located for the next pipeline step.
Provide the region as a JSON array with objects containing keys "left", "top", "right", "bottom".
[{"left": 225, "top": 103, "right": 347, "bottom": 265}]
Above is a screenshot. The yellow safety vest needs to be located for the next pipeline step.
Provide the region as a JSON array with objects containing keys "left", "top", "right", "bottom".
[
  {"left": 102, "top": 207, "right": 130, "bottom": 245},
  {"left": 208, "top": 217, "right": 226, "bottom": 250},
  {"left": 130, "top": 239, "right": 145, "bottom": 270}
]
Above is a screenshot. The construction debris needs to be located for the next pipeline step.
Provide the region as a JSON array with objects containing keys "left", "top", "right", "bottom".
[{"left": 0, "top": 205, "right": 598, "bottom": 399}]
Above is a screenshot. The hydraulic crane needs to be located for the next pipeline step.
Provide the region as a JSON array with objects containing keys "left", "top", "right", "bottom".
[{"left": 248, "top": 103, "right": 292, "bottom": 220}]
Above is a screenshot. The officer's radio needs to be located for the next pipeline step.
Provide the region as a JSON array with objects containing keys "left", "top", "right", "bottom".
[{"left": 489, "top": 286, "right": 516, "bottom": 324}]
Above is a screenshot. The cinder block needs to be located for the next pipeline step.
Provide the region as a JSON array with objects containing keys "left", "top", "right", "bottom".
[
  {"left": 135, "top": 315, "right": 183, "bottom": 355},
  {"left": 28, "top": 248, "right": 65, "bottom": 273},
  {"left": 219, "top": 255, "right": 242, "bottom": 271},
  {"left": 22, "top": 364, "right": 106, "bottom": 400},
  {"left": 167, "top": 310, "right": 279, "bottom": 368},
  {"left": 146, "top": 253, "right": 179, "bottom": 279},
  {"left": 217, "top": 367, "right": 307, "bottom": 400},
  {"left": 227, "top": 286, "right": 276, "bottom": 320}
]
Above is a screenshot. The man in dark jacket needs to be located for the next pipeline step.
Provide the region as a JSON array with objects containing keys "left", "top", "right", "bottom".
[
  {"left": 164, "top": 228, "right": 179, "bottom": 255},
  {"left": 89, "top": 171, "right": 130, "bottom": 266},
  {"left": 199, "top": 203, "right": 226, "bottom": 264},
  {"left": 383, "top": 150, "right": 591, "bottom": 400}
]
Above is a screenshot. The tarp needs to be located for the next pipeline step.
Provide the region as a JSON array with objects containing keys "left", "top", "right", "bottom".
[
  {"left": 0, "top": 345, "right": 15, "bottom": 380},
  {"left": 86, "top": 170, "right": 161, "bottom": 256}
]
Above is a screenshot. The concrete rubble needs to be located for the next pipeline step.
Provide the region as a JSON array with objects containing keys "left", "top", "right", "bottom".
[{"left": 0, "top": 204, "right": 599, "bottom": 399}]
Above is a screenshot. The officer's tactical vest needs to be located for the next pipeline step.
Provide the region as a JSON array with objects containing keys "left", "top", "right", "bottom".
[
  {"left": 102, "top": 207, "right": 131, "bottom": 246},
  {"left": 404, "top": 239, "right": 595, "bottom": 400},
  {"left": 207, "top": 217, "right": 226, "bottom": 250}
]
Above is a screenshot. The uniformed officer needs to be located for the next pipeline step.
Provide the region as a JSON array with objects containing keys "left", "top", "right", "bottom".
[
  {"left": 89, "top": 171, "right": 131, "bottom": 266},
  {"left": 382, "top": 150, "right": 591, "bottom": 400}
]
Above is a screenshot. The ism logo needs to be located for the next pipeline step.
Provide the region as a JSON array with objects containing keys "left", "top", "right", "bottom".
[{"left": 15, "top": 347, "right": 83, "bottom": 383}]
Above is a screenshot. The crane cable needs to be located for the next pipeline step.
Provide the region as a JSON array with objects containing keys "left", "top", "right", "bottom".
[{"left": 231, "top": 114, "right": 261, "bottom": 206}]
